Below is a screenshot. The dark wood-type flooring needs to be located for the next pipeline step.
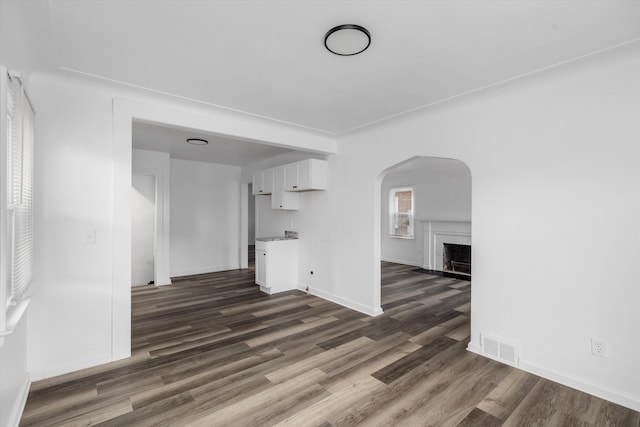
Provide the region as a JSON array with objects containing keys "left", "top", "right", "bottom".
[{"left": 21, "top": 262, "right": 640, "bottom": 426}]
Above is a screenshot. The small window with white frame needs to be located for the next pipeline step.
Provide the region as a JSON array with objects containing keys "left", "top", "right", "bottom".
[
  {"left": 389, "top": 187, "right": 414, "bottom": 238},
  {"left": 1, "top": 67, "right": 35, "bottom": 341}
]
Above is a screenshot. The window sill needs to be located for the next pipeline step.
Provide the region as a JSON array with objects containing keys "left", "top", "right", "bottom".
[
  {"left": 0, "top": 297, "right": 31, "bottom": 348},
  {"left": 388, "top": 235, "right": 415, "bottom": 240}
]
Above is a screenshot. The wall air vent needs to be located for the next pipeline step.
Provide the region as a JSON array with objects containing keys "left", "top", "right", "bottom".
[{"left": 481, "top": 333, "right": 520, "bottom": 367}]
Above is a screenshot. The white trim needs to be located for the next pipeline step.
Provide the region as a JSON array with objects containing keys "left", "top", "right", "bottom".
[
  {"left": 111, "top": 101, "right": 132, "bottom": 361},
  {"left": 467, "top": 344, "right": 640, "bottom": 412},
  {"left": 298, "top": 284, "right": 383, "bottom": 317},
  {"left": 0, "top": 297, "right": 30, "bottom": 348},
  {"left": 239, "top": 183, "right": 249, "bottom": 269},
  {"left": 6, "top": 373, "right": 30, "bottom": 427},
  {"left": 422, "top": 220, "right": 471, "bottom": 271},
  {"left": 29, "top": 353, "right": 112, "bottom": 382},
  {"left": 171, "top": 264, "right": 241, "bottom": 278},
  {"left": 131, "top": 163, "right": 171, "bottom": 288},
  {"left": 381, "top": 258, "right": 421, "bottom": 267},
  {"left": 387, "top": 235, "right": 415, "bottom": 240}
]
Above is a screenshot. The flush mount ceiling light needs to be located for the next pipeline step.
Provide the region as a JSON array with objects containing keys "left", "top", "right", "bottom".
[
  {"left": 186, "top": 138, "right": 208, "bottom": 145},
  {"left": 324, "top": 24, "right": 371, "bottom": 56}
]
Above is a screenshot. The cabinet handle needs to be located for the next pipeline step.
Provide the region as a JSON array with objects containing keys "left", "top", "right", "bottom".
[
  {"left": 259, "top": 190, "right": 263, "bottom": 193},
  {"left": 293, "top": 185, "right": 297, "bottom": 189},
  {"left": 263, "top": 253, "right": 266, "bottom": 256},
  {"left": 280, "top": 205, "right": 283, "bottom": 208}
]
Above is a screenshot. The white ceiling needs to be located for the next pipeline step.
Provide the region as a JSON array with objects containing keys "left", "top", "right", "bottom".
[
  {"left": 46, "top": 1, "right": 640, "bottom": 135},
  {"left": 132, "top": 121, "right": 294, "bottom": 166}
]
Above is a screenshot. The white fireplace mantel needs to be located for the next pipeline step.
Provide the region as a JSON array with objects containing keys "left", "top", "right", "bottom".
[{"left": 418, "top": 220, "right": 471, "bottom": 271}]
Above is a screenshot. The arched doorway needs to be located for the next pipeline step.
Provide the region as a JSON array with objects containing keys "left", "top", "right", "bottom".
[{"left": 376, "top": 156, "right": 472, "bottom": 311}]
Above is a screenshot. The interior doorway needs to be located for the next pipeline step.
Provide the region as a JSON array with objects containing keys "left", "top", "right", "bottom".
[
  {"left": 131, "top": 174, "right": 156, "bottom": 286},
  {"left": 248, "top": 183, "right": 256, "bottom": 264},
  {"left": 377, "top": 156, "right": 472, "bottom": 305}
]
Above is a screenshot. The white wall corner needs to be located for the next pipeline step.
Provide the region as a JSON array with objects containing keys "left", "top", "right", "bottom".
[
  {"left": 29, "top": 353, "right": 112, "bottom": 382},
  {"left": 6, "top": 373, "right": 30, "bottom": 427},
  {"left": 298, "top": 284, "right": 384, "bottom": 317}
]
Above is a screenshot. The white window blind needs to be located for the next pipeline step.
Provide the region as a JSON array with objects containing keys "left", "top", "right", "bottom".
[{"left": 5, "top": 71, "right": 34, "bottom": 307}]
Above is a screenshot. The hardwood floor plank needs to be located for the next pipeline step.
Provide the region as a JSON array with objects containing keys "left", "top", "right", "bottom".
[
  {"left": 477, "top": 367, "right": 541, "bottom": 421},
  {"left": 330, "top": 342, "right": 479, "bottom": 426},
  {"left": 188, "top": 368, "right": 329, "bottom": 426},
  {"left": 274, "top": 376, "right": 385, "bottom": 427},
  {"left": 457, "top": 407, "right": 504, "bottom": 427},
  {"left": 502, "top": 379, "right": 562, "bottom": 427},
  {"left": 20, "top": 262, "right": 640, "bottom": 426},
  {"left": 371, "top": 335, "right": 459, "bottom": 384}
]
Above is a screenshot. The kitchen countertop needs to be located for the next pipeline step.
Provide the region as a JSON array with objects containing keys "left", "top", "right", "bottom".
[{"left": 255, "top": 236, "right": 298, "bottom": 242}]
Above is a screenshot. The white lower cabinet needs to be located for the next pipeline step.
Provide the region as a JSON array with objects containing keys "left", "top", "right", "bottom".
[
  {"left": 256, "top": 249, "right": 267, "bottom": 287},
  {"left": 255, "top": 239, "right": 299, "bottom": 294}
]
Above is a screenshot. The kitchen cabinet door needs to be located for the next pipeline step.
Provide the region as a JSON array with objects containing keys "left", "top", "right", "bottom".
[
  {"left": 256, "top": 250, "right": 266, "bottom": 286},
  {"left": 252, "top": 169, "right": 274, "bottom": 195},
  {"left": 284, "top": 159, "right": 328, "bottom": 192},
  {"left": 284, "top": 163, "right": 299, "bottom": 191},
  {"left": 272, "top": 166, "right": 299, "bottom": 210}
]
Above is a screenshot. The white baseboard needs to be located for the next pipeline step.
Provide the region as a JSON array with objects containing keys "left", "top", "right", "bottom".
[
  {"left": 29, "top": 353, "right": 112, "bottom": 382},
  {"left": 7, "top": 373, "right": 30, "bottom": 427},
  {"left": 154, "top": 278, "right": 172, "bottom": 286},
  {"left": 170, "top": 264, "right": 240, "bottom": 278},
  {"left": 297, "top": 285, "right": 383, "bottom": 316},
  {"left": 155, "top": 276, "right": 172, "bottom": 286},
  {"left": 381, "top": 258, "right": 421, "bottom": 267},
  {"left": 467, "top": 344, "right": 640, "bottom": 412}
]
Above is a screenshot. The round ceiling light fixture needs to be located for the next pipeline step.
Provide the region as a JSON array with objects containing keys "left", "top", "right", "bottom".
[
  {"left": 186, "top": 138, "right": 208, "bottom": 145},
  {"left": 324, "top": 24, "right": 371, "bottom": 56}
]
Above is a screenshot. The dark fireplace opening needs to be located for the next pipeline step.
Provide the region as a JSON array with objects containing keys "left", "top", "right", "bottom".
[{"left": 443, "top": 243, "right": 471, "bottom": 275}]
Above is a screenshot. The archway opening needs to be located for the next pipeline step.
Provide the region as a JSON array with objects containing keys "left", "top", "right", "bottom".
[{"left": 376, "top": 156, "right": 472, "bottom": 313}]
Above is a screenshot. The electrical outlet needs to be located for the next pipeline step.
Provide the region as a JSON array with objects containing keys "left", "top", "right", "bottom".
[{"left": 591, "top": 338, "right": 607, "bottom": 357}]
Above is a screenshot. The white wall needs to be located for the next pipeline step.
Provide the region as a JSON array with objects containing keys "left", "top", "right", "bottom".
[
  {"left": 170, "top": 159, "right": 241, "bottom": 276},
  {"left": 0, "top": 0, "right": 54, "bottom": 86},
  {"left": 26, "top": 69, "right": 334, "bottom": 380},
  {"left": 243, "top": 151, "right": 350, "bottom": 310},
  {"left": 381, "top": 158, "right": 472, "bottom": 266},
  {"left": 29, "top": 73, "right": 116, "bottom": 379},
  {"left": 132, "top": 149, "right": 171, "bottom": 286},
  {"left": 0, "top": 1, "right": 52, "bottom": 423},
  {"left": 0, "top": 317, "right": 29, "bottom": 427},
  {"left": 131, "top": 175, "right": 155, "bottom": 286},
  {"left": 332, "top": 42, "right": 640, "bottom": 410}
]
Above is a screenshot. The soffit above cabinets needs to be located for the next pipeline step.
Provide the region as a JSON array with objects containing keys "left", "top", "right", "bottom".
[
  {"left": 46, "top": 1, "right": 640, "bottom": 134},
  {"left": 132, "top": 121, "right": 294, "bottom": 166}
]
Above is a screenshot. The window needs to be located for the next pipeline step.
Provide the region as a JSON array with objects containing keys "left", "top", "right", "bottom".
[
  {"left": 389, "top": 187, "right": 414, "bottom": 238},
  {"left": 1, "top": 67, "right": 34, "bottom": 338}
]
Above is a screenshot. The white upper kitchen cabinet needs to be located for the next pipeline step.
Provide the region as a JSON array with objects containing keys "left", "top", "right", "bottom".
[
  {"left": 284, "top": 159, "right": 327, "bottom": 191},
  {"left": 252, "top": 168, "right": 274, "bottom": 195},
  {"left": 272, "top": 166, "right": 299, "bottom": 210}
]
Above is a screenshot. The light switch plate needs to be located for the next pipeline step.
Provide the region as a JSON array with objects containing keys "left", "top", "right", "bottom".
[{"left": 84, "top": 228, "right": 96, "bottom": 245}]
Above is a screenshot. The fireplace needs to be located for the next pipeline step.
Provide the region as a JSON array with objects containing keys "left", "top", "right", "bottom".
[
  {"left": 420, "top": 220, "right": 471, "bottom": 275},
  {"left": 443, "top": 243, "right": 471, "bottom": 275}
]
